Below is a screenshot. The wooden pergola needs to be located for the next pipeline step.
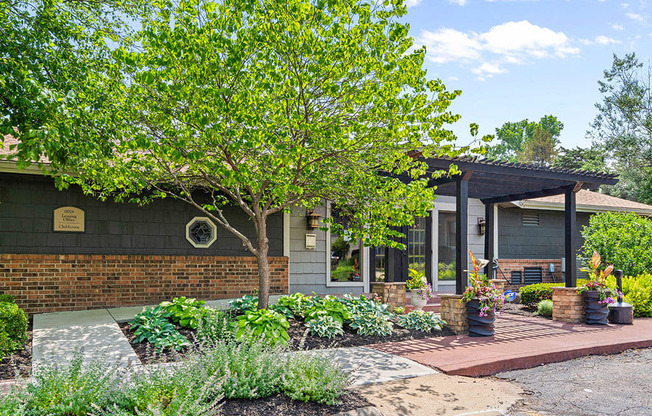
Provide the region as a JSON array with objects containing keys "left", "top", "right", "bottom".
[{"left": 384, "top": 156, "right": 618, "bottom": 294}]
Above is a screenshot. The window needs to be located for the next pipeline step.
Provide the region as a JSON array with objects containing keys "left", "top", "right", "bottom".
[{"left": 185, "top": 217, "right": 217, "bottom": 248}]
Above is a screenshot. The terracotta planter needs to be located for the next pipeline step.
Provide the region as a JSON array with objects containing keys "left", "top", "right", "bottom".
[
  {"left": 410, "top": 294, "right": 428, "bottom": 310},
  {"left": 466, "top": 299, "right": 496, "bottom": 337},
  {"left": 582, "top": 290, "right": 609, "bottom": 325}
]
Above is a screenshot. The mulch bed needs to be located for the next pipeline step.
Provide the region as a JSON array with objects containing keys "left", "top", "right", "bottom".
[
  {"left": 0, "top": 328, "right": 32, "bottom": 380},
  {"left": 502, "top": 302, "right": 551, "bottom": 319},
  {"left": 220, "top": 392, "right": 370, "bottom": 416},
  {"left": 119, "top": 316, "right": 455, "bottom": 365}
]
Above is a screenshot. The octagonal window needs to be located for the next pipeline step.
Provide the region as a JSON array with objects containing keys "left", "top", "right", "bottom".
[{"left": 185, "top": 217, "right": 217, "bottom": 248}]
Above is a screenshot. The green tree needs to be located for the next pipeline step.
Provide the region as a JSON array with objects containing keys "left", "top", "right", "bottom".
[
  {"left": 486, "top": 115, "right": 563, "bottom": 163},
  {"left": 517, "top": 125, "right": 558, "bottom": 165},
  {"left": 589, "top": 53, "right": 652, "bottom": 204},
  {"left": 553, "top": 146, "right": 607, "bottom": 171},
  {"left": 2, "top": 0, "right": 478, "bottom": 308}
]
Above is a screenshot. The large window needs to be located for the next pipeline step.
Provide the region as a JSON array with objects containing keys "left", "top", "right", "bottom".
[
  {"left": 328, "top": 204, "right": 362, "bottom": 284},
  {"left": 438, "top": 212, "right": 456, "bottom": 281},
  {"left": 408, "top": 216, "right": 427, "bottom": 274}
]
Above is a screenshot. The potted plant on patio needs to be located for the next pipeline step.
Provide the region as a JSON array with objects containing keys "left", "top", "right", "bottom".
[
  {"left": 406, "top": 269, "right": 432, "bottom": 310},
  {"left": 578, "top": 251, "right": 618, "bottom": 325},
  {"left": 461, "top": 252, "right": 505, "bottom": 337}
]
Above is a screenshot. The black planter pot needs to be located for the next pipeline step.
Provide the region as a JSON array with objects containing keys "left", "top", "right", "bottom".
[
  {"left": 582, "top": 290, "right": 609, "bottom": 325},
  {"left": 466, "top": 299, "right": 496, "bottom": 337}
]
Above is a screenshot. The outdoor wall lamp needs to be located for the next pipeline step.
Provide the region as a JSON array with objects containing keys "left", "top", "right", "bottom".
[
  {"left": 306, "top": 209, "right": 321, "bottom": 230},
  {"left": 477, "top": 217, "right": 486, "bottom": 236}
]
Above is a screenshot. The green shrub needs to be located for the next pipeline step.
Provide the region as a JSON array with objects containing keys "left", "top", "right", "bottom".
[
  {"left": 282, "top": 353, "right": 351, "bottom": 405},
  {"left": 228, "top": 294, "right": 259, "bottom": 314},
  {"left": 306, "top": 315, "right": 344, "bottom": 338},
  {"left": 304, "top": 299, "right": 351, "bottom": 324},
  {"left": 0, "top": 301, "right": 28, "bottom": 348},
  {"left": 397, "top": 310, "right": 445, "bottom": 333},
  {"left": 236, "top": 309, "right": 290, "bottom": 346},
  {"left": 536, "top": 300, "right": 553, "bottom": 317},
  {"left": 160, "top": 296, "right": 205, "bottom": 329},
  {"left": 582, "top": 211, "right": 652, "bottom": 276},
  {"left": 129, "top": 306, "right": 189, "bottom": 352},
  {"left": 349, "top": 313, "right": 393, "bottom": 336},
  {"left": 519, "top": 283, "right": 558, "bottom": 307},
  {"left": 197, "top": 308, "right": 236, "bottom": 345},
  {"left": 606, "top": 272, "right": 652, "bottom": 317},
  {"left": 0, "top": 331, "right": 14, "bottom": 360},
  {"left": 277, "top": 293, "right": 314, "bottom": 319},
  {"left": 0, "top": 294, "right": 15, "bottom": 303}
]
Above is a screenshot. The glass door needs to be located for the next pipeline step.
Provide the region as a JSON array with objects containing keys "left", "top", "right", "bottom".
[
  {"left": 438, "top": 212, "right": 456, "bottom": 283},
  {"left": 408, "top": 216, "right": 427, "bottom": 274}
]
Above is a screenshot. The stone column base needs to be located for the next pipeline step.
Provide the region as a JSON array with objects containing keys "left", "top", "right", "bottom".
[
  {"left": 491, "top": 279, "right": 506, "bottom": 293},
  {"left": 371, "top": 282, "right": 406, "bottom": 311},
  {"left": 552, "top": 287, "right": 583, "bottom": 323},
  {"left": 440, "top": 294, "right": 468, "bottom": 334}
]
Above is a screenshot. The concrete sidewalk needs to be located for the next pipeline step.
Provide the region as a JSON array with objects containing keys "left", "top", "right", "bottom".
[
  {"left": 371, "top": 314, "right": 652, "bottom": 376},
  {"left": 32, "top": 309, "right": 140, "bottom": 371}
]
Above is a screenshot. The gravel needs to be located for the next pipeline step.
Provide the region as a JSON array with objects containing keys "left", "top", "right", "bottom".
[{"left": 498, "top": 348, "right": 652, "bottom": 416}]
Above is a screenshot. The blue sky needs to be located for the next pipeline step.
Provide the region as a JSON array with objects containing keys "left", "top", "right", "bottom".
[{"left": 401, "top": 0, "right": 651, "bottom": 149}]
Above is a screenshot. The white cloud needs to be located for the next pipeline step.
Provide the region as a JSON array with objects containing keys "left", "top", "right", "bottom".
[
  {"left": 417, "top": 20, "right": 579, "bottom": 79},
  {"left": 405, "top": 0, "right": 423, "bottom": 7},
  {"left": 626, "top": 12, "right": 647, "bottom": 21},
  {"left": 448, "top": 0, "right": 468, "bottom": 5},
  {"left": 580, "top": 35, "right": 621, "bottom": 45},
  {"left": 418, "top": 28, "right": 482, "bottom": 63},
  {"left": 612, "top": 24, "right": 625, "bottom": 30}
]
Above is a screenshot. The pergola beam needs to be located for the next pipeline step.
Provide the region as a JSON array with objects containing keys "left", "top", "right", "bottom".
[{"left": 480, "top": 184, "right": 579, "bottom": 205}]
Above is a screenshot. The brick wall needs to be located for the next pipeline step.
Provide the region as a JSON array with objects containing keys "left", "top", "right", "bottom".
[
  {"left": 0, "top": 254, "right": 288, "bottom": 315},
  {"left": 552, "top": 287, "right": 583, "bottom": 323},
  {"left": 495, "top": 259, "right": 563, "bottom": 291}
]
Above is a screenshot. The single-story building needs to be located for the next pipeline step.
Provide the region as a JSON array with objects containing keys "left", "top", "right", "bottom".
[{"left": 1, "top": 136, "right": 625, "bottom": 313}]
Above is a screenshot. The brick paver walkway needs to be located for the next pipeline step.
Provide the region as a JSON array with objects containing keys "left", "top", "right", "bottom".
[{"left": 370, "top": 314, "right": 652, "bottom": 376}]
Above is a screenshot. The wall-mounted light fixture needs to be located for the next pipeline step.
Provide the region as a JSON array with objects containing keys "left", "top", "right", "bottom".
[
  {"left": 477, "top": 217, "right": 486, "bottom": 236},
  {"left": 306, "top": 209, "right": 321, "bottom": 230}
]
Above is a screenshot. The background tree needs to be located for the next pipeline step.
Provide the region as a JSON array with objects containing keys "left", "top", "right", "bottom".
[
  {"left": 553, "top": 146, "right": 607, "bottom": 171},
  {"left": 589, "top": 53, "right": 652, "bottom": 203},
  {"left": 3, "top": 0, "right": 480, "bottom": 308},
  {"left": 486, "top": 115, "right": 563, "bottom": 164},
  {"left": 517, "top": 125, "right": 558, "bottom": 165}
]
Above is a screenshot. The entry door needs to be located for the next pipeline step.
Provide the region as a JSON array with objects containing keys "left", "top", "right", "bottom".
[{"left": 436, "top": 211, "right": 457, "bottom": 290}]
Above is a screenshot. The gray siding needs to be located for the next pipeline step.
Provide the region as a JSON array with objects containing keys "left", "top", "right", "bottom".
[
  {"left": 498, "top": 207, "right": 590, "bottom": 259},
  {"left": 0, "top": 173, "right": 282, "bottom": 256}
]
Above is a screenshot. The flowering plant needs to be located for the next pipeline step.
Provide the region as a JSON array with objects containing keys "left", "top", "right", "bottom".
[
  {"left": 406, "top": 268, "right": 427, "bottom": 290},
  {"left": 578, "top": 251, "right": 618, "bottom": 304},
  {"left": 461, "top": 251, "right": 505, "bottom": 317},
  {"left": 413, "top": 283, "right": 434, "bottom": 301}
]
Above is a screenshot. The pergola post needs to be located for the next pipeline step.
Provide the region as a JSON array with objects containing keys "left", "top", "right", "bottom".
[
  {"left": 564, "top": 187, "right": 578, "bottom": 287},
  {"left": 484, "top": 202, "right": 495, "bottom": 278},
  {"left": 456, "top": 178, "right": 469, "bottom": 294}
]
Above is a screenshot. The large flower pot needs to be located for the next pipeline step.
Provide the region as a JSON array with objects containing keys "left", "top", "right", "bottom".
[
  {"left": 411, "top": 294, "right": 428, "bottom": 310},
  {"left": 466, "top": 299, "right": 496, "bottom": 337},
  {"left": 582, "top": 290, "right": 609, "bottom": 325}
]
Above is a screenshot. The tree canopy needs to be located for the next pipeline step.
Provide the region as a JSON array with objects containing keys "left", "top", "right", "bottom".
[
  {"left": 589, "top": 53, "right": 652, "bottom": 204},
  {"left": 486, "top": 115, "right": 563, "bottom": 164},
  {"left": 1, "top": 0, "right": 481, "bottom": 308}
]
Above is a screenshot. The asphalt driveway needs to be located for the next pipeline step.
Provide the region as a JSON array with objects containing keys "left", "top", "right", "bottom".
[{"left": 498, "top": 348, "right": 652, "bottom": 416}]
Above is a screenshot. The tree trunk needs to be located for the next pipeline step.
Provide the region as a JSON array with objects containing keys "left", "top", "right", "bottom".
[{"left": 256, "top": 219, "right": 271, "bottom": 310}]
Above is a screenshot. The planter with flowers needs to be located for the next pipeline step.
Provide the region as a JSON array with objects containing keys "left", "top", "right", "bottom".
[
  {"left": 406, "top": 269, "right": 433, "bottom": 310},
  {"left": 461, "top": 252, "right": 505, "bottom": 337},
  {"left": 578, "top": 251, "right": 618, "bottom": 325}
]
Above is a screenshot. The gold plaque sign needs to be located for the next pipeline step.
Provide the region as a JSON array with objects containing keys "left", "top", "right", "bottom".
[{"left": 53, "top": 206, "right": 85, "bottom": 232}]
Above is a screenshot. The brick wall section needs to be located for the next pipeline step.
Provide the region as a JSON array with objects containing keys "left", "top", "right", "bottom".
[
  {"left": 496, "top": 259, "right": 563, "bottom": 291},
  {"left": 552, "top": 287, "right": 583, "bottom": 323},
  {"left": 371, "top": 282, "right": 406, "bottom": 311},
  {"left": 0, "top": 254, "right": 288, "bottom": 315},
  {"left": 440, "top": 294, "right": 468, "bottom": 334}
]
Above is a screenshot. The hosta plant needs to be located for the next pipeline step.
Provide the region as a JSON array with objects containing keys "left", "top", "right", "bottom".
[
  {"left": 349, "top": 313, "right": 393, "bottom": 336},
  {"left": 160, "top": 296, "right": 205, "bottom": 328},
  {"left": 229, "top": 295, "right": 259, "bottom": 314},
  {"left": 306, "top": 315, "right": 344, "bottom": 338},
  {"left": 277, "top": 293, "right": 314, "bottom": 319},
  {"left": 236, "top": 309, "right": 290, "bottom": 346},
  {"left": 337, "top": 294, "right": 391, "bottom": 319},
  {"left": 304, "top": 299, "right": 351, "bottom": 324},
  {"left": 397, "top": 310, "right": 445, "bottom": 333},
  {"left": 129, "top": 306, "right": 190, "bottom": 352}
]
